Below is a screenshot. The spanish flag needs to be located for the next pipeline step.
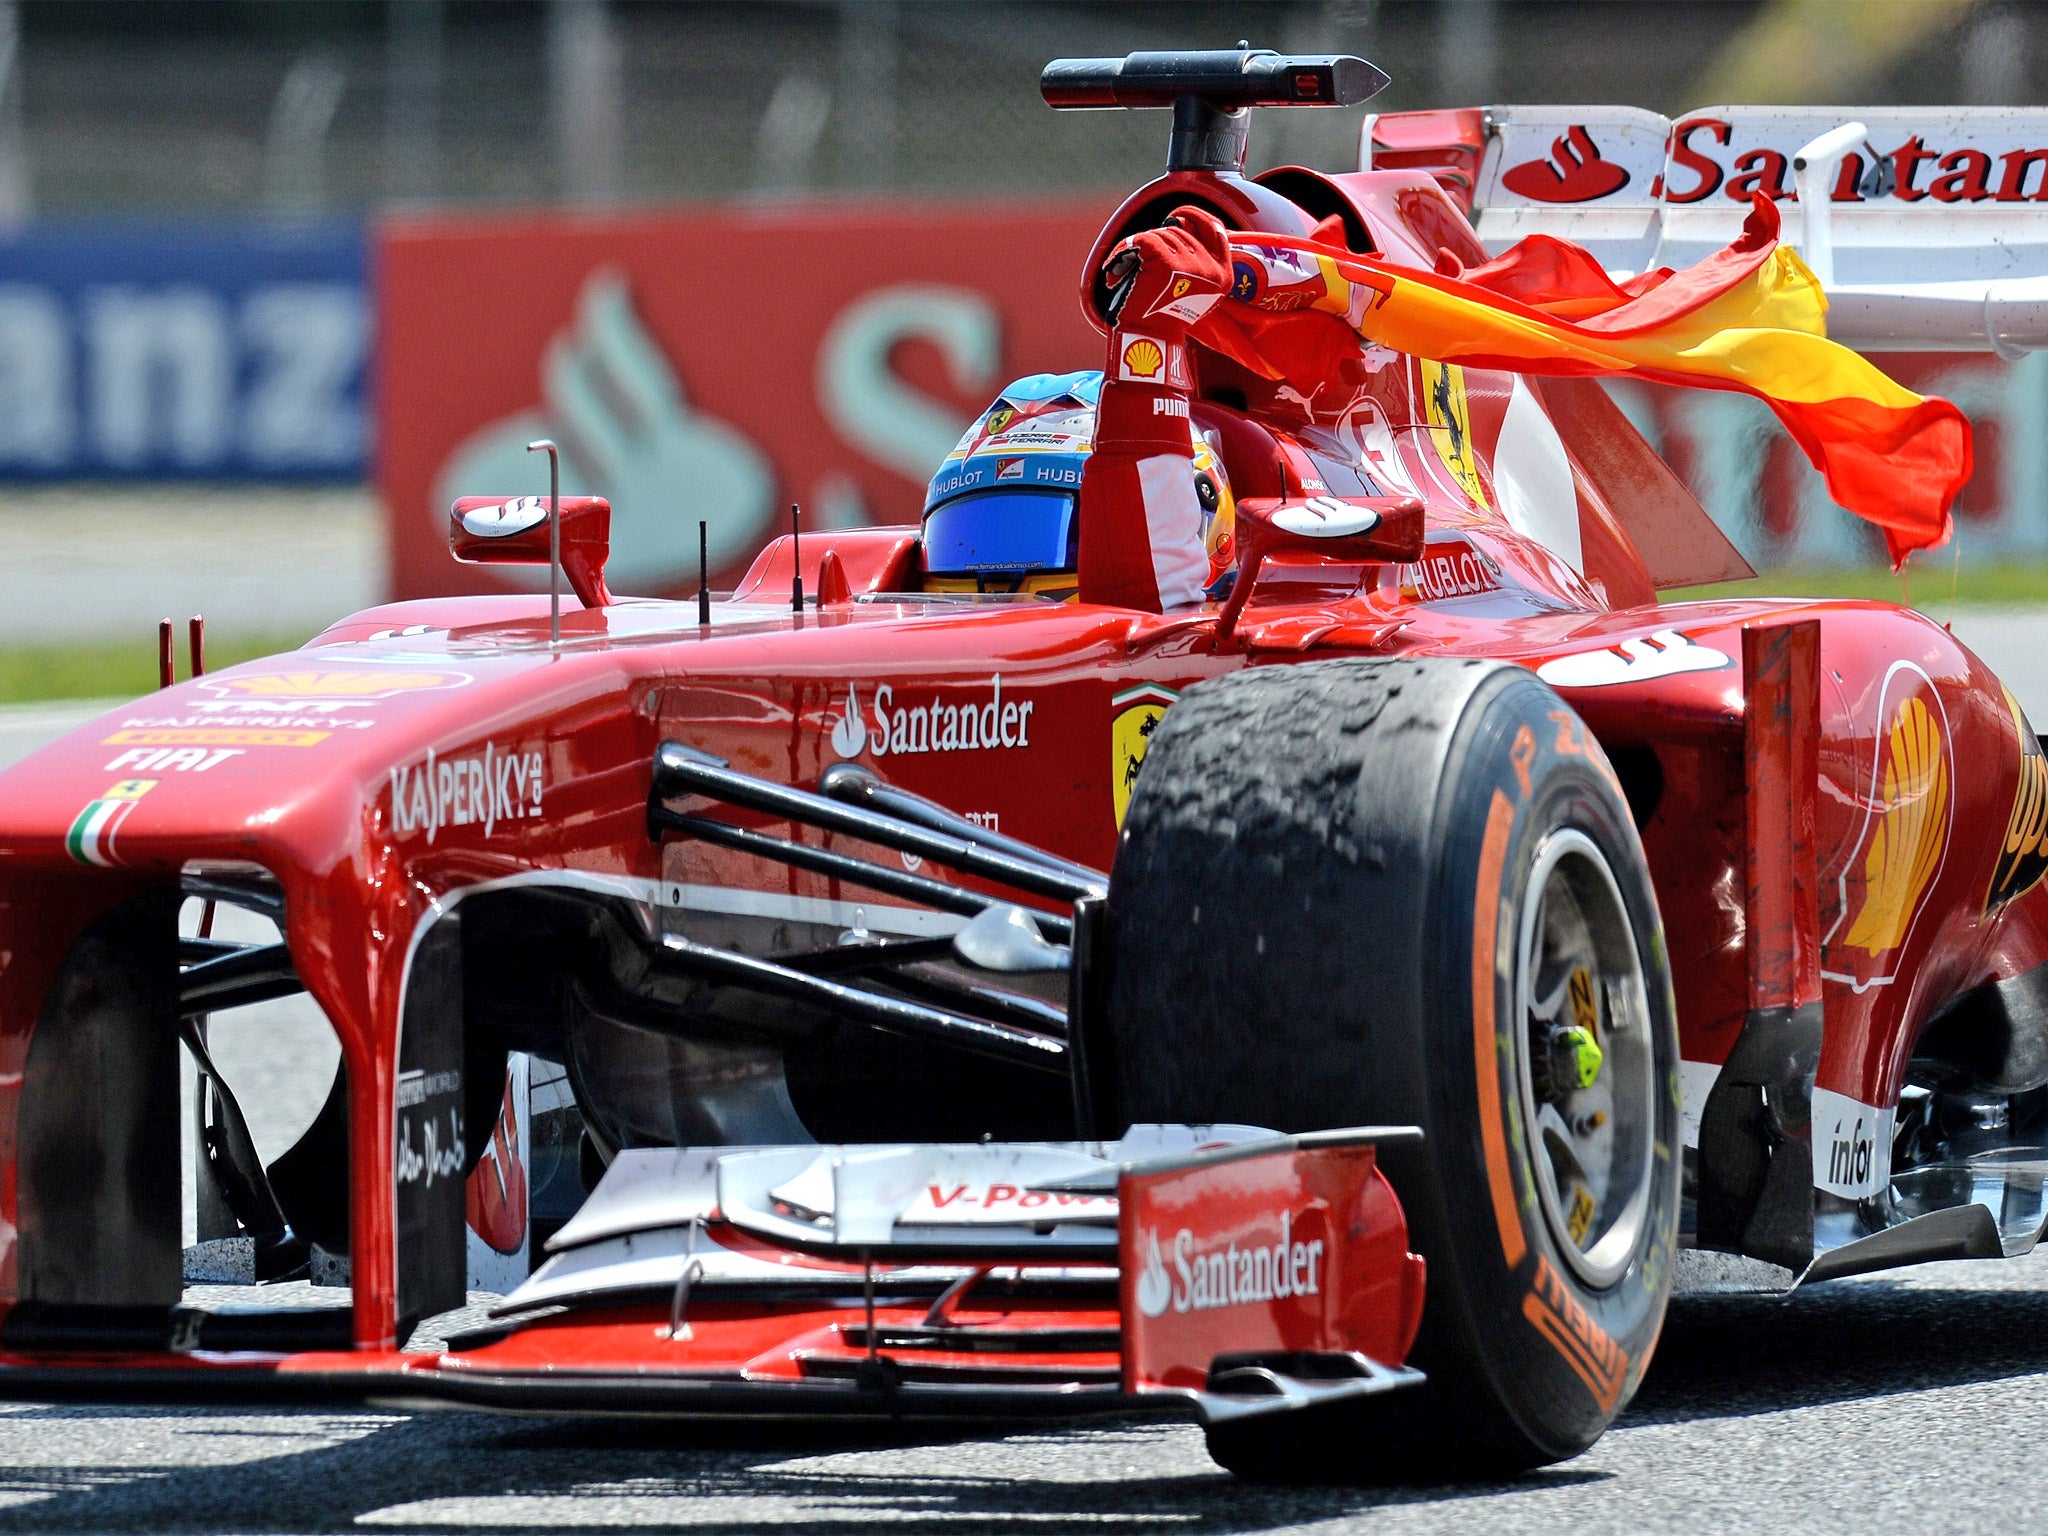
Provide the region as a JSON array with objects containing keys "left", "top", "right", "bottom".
[{"left": 1167, "top": 198, "right": 1970, "bottom": 565}]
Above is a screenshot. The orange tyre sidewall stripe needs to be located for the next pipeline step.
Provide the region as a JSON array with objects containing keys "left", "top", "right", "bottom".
[{"left": 1472, "top": 787, "right": 1526, "bottom": 1269}]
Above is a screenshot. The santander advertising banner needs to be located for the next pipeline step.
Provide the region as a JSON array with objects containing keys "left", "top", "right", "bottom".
[
  {"left": 377, "top": 201, "right": 1111, "bottom": 600},
  {"left": 377, "top": 186, "right": 2044, "bottom": 589}
]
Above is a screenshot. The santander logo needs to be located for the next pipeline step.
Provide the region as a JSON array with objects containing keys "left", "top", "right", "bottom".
[
  {"left": 1493, "top": 113, "right": 2048, "bottom": 209},
  {"left": 831, "top": 686, "right": 869, "bottom": 758},
  {"left": 466, "top": 1073, "right": 528, "bottom": 1255},
  {"left": 828, "top": 676, "right": 1035, "bottom": 762},
  {"left": 1136, "top": 1230, "right": 1174, "bottom": 1317},
  {"left": 1501, "top": 126, "right": 1631, "bottom": 204},
  {"left": 1134, "top": 1213, "right": 1325, "bottom": 1319}
]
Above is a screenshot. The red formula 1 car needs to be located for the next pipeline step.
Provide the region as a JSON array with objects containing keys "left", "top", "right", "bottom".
[{"left": 0, "top": 49, "right": 2041, "bottom": 1480}]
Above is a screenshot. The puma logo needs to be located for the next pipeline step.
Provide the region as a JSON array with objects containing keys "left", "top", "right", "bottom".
[{"left": 1535, "top": 631, "right": 1731, "bottom": 688}]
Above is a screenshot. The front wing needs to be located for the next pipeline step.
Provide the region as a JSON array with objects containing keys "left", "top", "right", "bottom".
[{"left": 0, "top": 1129, "right": 1426, "bottom": 1427}]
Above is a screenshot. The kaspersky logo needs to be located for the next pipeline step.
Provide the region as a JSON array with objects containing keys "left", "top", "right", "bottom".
[{"left": 1133, "top": 1213, "right": 1325, "bottom": 1319}]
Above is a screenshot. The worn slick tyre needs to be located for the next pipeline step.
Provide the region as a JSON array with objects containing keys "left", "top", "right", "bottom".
[{"left": 1105, "top": 658, "right": 1681, "bottom": 1480}]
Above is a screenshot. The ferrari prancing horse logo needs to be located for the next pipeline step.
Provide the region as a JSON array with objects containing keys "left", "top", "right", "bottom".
[
  {"left": 1112, "top": 684, "right": 1179, "bottom": 830},
  {"left": 1419, "top": 359, "right": 1490, "bottom": 511}
]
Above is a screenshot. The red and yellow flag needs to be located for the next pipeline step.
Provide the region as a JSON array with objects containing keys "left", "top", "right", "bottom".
[{"left": 1133, "top": 199, "right": 1971, "bottom": 565}]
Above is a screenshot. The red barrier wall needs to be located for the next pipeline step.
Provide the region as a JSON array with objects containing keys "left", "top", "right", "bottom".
[
  {"left": 379, "top": 202, "right": 2044, "bottom": 597},
  {"left": 377, "top": 199, "right": 1112, "bottom": 601}
]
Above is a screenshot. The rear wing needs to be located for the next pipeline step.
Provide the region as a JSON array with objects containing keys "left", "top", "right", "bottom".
[{"left": 1366, "top": 105, "right": 2048, "bottom": 355}]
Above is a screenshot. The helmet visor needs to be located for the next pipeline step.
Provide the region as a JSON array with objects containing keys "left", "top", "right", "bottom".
[{"left": 923, "top": 489, "right": 1078, "bottom": 574}]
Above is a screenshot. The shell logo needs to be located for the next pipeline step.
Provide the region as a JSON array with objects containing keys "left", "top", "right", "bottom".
[
  {"left": 1987, "top": 685, "right": 2048, "bottom": 913},
  {"left": 1843, "top": 694, "right": 1950, "bottom": 956},
  {"left": 1122, "top": 338, "right": 1164, "bottom": 380},
  {"left": 203, "top": 670, "right": 469, "bottom": 701}
]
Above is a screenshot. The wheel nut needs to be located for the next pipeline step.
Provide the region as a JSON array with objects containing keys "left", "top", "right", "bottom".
[{"left": 1554, "top": 1025, "right": 1603, "bottom": 1090}]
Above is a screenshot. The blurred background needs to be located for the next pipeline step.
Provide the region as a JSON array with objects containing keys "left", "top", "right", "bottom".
[{"left": 0, "top": 0, "right": 2044, "bottom": 723}]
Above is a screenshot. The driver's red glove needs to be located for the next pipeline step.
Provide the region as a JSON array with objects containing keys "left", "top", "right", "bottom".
[{"left": 1104, "top": 207, "right": 1235, "bottom": 330}]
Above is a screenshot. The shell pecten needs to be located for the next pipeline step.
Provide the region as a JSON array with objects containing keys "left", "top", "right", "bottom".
[{"left": 1844, "top": 695, "right": 1950, "bottom": 956}]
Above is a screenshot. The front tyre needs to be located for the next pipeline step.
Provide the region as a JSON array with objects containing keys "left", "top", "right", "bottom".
[{"left": 1104, "top": 658, "right": 1680, "bottom": 1479}]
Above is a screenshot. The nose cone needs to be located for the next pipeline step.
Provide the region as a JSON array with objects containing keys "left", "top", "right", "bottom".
[{"left": 0, "top": 654, "right": 498, "bottom": 874}]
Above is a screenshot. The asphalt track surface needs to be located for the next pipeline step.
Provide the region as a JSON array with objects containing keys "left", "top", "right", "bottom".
[
  {"left": 0, "top": 1254, "right": 2038, "bottom": 1533},
  {"left": 3, "top": 612, "right": 2048, "bottom": 1531}
]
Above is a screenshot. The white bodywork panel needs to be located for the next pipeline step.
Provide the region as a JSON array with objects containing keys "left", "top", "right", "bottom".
[
  {"left": 497, "top": 1126, "right": 1278, "bottom": 1317},
  {"left": 1446, "top": 105, "right": 2048, "bottom": 354}
]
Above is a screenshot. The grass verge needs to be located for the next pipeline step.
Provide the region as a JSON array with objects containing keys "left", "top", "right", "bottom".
[
  {"left": 0, "top": 633, "right": 316, "bottom": 705},
  {"left": 1670, "top": 559, "right": 2048, "bottom": 611},
  {"left": 2, "top": 562, "right": 2046, "bottom": 704}
]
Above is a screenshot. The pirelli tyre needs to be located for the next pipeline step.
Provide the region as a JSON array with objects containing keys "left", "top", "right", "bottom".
[{"left": 1106, "top": 657, "right": 1681, "bottom": 1479}]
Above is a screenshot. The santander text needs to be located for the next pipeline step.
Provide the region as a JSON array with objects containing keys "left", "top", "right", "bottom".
[
  {"left": 1171, "top": 1210, "right": 1323, "bottom": 1313},
  {"left": 870, "top": 674, "right": 1033, "bottom": 759}
]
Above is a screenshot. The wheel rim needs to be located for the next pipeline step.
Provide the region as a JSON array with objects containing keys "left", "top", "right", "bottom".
[{"left": 1512, "top": 829, "right": 1656, "bottom": 1289}]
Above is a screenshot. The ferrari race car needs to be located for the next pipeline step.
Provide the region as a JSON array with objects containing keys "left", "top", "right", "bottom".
[{"left": 0, "top": 47, "right": 2044, "bottom": 1481}]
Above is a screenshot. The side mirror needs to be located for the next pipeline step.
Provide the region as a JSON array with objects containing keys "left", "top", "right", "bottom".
[
  {"left": 449, "top": 494, "right": 613, "bottom": 609},
  {"left": 1215, "top": 493, "right": 1424, "bottom": 646}
]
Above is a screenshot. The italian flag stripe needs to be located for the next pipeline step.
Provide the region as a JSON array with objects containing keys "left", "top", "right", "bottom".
[
  {"left": 1112, "top": 683, "right": 1179, "bottom": 709},
  {"left": 65, "top": 799, "right": 126, "bottom": 868}
]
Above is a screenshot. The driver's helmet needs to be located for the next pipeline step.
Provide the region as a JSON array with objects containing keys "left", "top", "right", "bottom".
[
  {"left": 922, "top": 371, "right": 1236, "bottom": 601},
  {"left": 1190, "top": 431, "right": 1236, "bottom": 594}
]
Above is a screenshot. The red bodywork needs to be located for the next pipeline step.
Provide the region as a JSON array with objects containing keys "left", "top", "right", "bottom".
[{"left": 0, "top": 135, "right": 2037, "bottom": 1412}]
